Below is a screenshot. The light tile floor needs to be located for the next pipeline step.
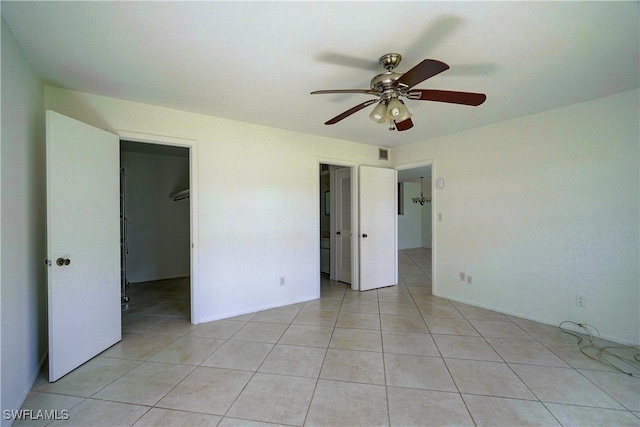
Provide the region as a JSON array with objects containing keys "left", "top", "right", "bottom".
[{"left": 19, "top": 248, "right": 640, "bottom": 426}]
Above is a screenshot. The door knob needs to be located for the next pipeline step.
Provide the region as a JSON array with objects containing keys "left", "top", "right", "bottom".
[
  {"left": 336, "top": 231, "right": 341, "bottom": 235},
  {"left": 362, "top": 234, "right": 368, "bottom": 238},
  {"left": 56, "top": 257, "right": 71, "bottom": 266}
]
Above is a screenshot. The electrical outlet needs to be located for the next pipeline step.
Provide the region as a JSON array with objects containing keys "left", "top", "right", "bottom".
[
  {"left": 459, "top": 272, "right": 466, "bottom": 282},
  {"left": 280, "top": 276, "right": 285, "bottom": 286},
  {"left": 576, "top": 295, "right": 586, "bottom": 307},
  {"left": 467, "top": 275, "right": 472, "bottom": 285}
]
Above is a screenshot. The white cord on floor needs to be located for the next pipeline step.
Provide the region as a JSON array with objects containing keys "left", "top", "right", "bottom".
[{"left": 559, "top": 321, "right": 640, "bottom": 377}]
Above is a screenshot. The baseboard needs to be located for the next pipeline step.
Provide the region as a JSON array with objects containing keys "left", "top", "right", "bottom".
[
  {"left": 432, "top": 292, "right": 639, "bottom": 347},
  {"left": 126, "top": 275, "right": 190, "bottom": 285},
  {"left": 198, "top": 294, "right": 319, "bottom": 324}
]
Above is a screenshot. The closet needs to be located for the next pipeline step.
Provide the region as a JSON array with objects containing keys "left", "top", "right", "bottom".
[{"left": 120, "top": 141, "right": 190, "bottom": 299}]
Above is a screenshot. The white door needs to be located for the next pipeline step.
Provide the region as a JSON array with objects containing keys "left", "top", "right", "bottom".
[
  {"left": 334, "top": 167, "right": 352, "bottom": 284},
  {"left": 46, "top": 110, "right": 121, "bottom": 382},
  {"left": 359, "top": 166, "right": 397, "bottom": 291}
]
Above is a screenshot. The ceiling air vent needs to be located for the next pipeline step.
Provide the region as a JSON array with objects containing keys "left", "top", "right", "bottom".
[{"left": 378, "top": 147, "right": 389, "bottom": 161}]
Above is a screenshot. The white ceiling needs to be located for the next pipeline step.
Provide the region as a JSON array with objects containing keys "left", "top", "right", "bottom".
[{"left": 2, "top": 1, "right": 638, "bottom": 148}]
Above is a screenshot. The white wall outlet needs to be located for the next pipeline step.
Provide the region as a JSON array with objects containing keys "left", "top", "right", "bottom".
[
  {"left": 279, "top": 276, "right": 285, "bottom": 286},
  {"left": 459, "top": 272, "right": 466, "bottom": 282},
  {"left": 576, "top": 294, "right": 586, "bottom": 307},
  {"left": 467, "top": 275, "right": 472, "bottom": 285}
]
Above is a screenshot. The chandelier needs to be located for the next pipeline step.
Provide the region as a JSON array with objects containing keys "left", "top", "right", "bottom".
[{"left": 411, "top": 176, "right": 431, "bottom": 205}]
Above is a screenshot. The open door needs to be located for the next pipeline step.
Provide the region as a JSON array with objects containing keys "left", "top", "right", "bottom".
[
  {"left": 359, "top": 166, "right": 397, "bottom": 291},
  {"left": 46, "top": 111, "right": 121, "bottom": 382},
  {"left": 334, "top": 167, "right": 352, "bottom": 284}
]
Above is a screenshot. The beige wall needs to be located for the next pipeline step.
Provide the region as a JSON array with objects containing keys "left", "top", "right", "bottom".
[
  {"left": 44, "top": 86, "right": 389, "bottom": 323},
  {"left": 45, "top": 86, "right": 640, "bottom": 344},
  {"left": 121, "top": 150, "right": 191, "bottom": 283},
  {"left": 1, "top": 17, "right": 47, "bottom": 424},
  {"left": 394, "top": 89, "right": 640, "bottom": 344},
  {"left": 398, "top": 181, "right": 422, "bottom": 249}
]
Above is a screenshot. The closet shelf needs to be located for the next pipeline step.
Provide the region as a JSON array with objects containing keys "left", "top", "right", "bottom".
[{"left": 170, "top": 189, "right": 189, "bottom": 201}]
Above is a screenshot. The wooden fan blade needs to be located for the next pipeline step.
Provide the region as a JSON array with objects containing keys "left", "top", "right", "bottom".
[
  {"left": 395, "top": 118, "right": 414, "bottom": 131},
  {"left": 311, "top": 89, "right": 380, "bottom": 95},
  {"left": 324, "top": 99, "right": 378, "bottom": 125},
  {"left": 393, "top": 59, "right": 449, "bottom": 89},
  {"left": 406, "top": 89, "right": 486, "bottom": 106}
]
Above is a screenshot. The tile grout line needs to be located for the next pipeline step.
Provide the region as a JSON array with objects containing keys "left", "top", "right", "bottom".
[{"left": 301, "top": 283, "right": 346, "bottom": 427}]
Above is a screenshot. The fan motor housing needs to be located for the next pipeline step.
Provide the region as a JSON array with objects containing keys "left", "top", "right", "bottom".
[{"left": 370, "top": 72, "right": 402, "bottom": 91}]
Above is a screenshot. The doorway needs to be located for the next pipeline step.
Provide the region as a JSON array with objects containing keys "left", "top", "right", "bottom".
[
  {"left": 319, "top": 161, "right": 399, "bottom": 293},
  {"left": 319, "top": 163, "right": 355, "bottom": 288},
  {"left": 120, "top": 140, "right": 193, "bottom": 324},
  {"left": 397, "top": 163, "right": 434, "bottom": 294}
]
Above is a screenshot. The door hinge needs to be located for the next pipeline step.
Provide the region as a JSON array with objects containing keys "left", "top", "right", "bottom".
[{"left": 44, "top": 259, "right": 52, "bottom": 267}]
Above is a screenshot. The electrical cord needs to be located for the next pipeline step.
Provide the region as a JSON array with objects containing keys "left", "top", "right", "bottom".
[{"left": 559, "top": 321, "right": 640, "bottom": 377}]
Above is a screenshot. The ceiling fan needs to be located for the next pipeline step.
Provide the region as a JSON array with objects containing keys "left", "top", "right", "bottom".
[{"left": 311, "top": 53, "right": 486, "bottom": 131}]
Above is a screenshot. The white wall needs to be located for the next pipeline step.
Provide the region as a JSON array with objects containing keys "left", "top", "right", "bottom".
[
  {"left": 398, "top": 179, "right": 433, "bottom": 250},
  {"left": 398, "top": 182, "right": 422, "bottom": 249},
  {"left": 121, "top": 150, "right": 190, "bottom": 283},
  {"left": 421, "top": 177, "right": 432, "bottom": 249},
  {"left": 394, "top": 89, "right": 640, "bottom": 345},
  {"left": 44, "top": 86, "right": 389, "bottom": 323},
  {"left": 0, "top": 17, "right": 46, "bottom": 425}
]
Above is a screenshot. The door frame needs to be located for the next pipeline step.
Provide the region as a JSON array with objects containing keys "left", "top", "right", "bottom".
[
  {"left": 317, "top": 158, "right": 359, "bottom": 290},
  {"left": 118, "top": 130, "right": 200, "bottom": 324},
  {"left": 395, "top": 159, "right": 437, "bottom": 294}
]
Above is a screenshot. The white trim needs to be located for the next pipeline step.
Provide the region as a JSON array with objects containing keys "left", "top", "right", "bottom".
[
  {"left": 395, "top": 159, "right": 436, "bottom": 294},
  {"left": 117, "top": 130, "right": 200, "bottom": 324}
]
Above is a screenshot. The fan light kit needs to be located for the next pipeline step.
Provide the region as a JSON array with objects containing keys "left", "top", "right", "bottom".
[{"left": 312, "top": 53, "right": 486, "bottom": 131}]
